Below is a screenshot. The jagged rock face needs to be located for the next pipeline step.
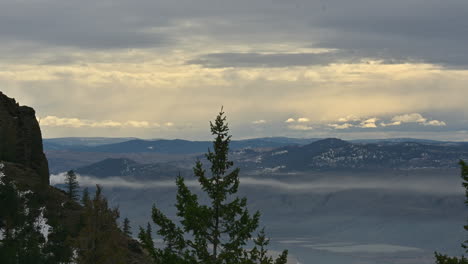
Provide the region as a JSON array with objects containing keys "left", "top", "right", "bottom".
[{"left": 0, "top": 92, "right": 49, "bottom": 185}]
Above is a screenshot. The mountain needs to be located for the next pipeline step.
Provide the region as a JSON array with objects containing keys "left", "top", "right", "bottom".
[
  {"left": 43, "top": 137, "right": 321, "bottom": 154},
  {"left": 48, "top": 137, "right": 468, "bottom": 176},
  {"left": 43, "top": 137, "right": 136, "bottom": 150},
  {"left": 240, "top": 138, "right": 468, "bottom": 172},
  {"left": 75, "top": 158, "right": 191, "bottom": 180},
  {"left": 349, "top": 138, "right": 452, "bottom": 144}
]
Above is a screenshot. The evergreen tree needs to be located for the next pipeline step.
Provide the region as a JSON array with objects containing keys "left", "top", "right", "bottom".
[
  {"left": 0, "top": 166, "right": 47, "bottom": 264},
  {"left": 434, "top": 160, "right": 468, "bottom": 264},
  {"left": 75, "top": 185, "right": 126, "bottom": 264},
  {"left": 81, "top": 187, "right": 90, "bottom": 206},
  {"left": 461, "top": 160, "right": 468, "bottom": 252},
  {"left": 43, "top": 223, "right": 74, "bottom": 264},
  {"left": 139, "top": 109, "right": 288, "bottom": 264},
  {"left": 65, "top": 170, "right": 80, "bottom": 202},
  {"left": 123, "top": 217, "right": 132, "bottom": 236}
]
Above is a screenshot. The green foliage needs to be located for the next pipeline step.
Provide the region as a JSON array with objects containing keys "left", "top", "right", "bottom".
[
  {"left": 461, "top": 160, "right": 468, "bottom": 251},
  {"left": 74, "top": 185, "right": 126, "bottom": 264},
  {"left": 0, "top": 170, "right": 47, "bottom": 263},
  {"left": 434, "top": 160, "right": 468, "bottom": 263},
  {"left": 43, "top": 223, "right": 74, "bottom": 264},
  {"left": 435, "top": 252, "right": 468, "bottom": 264},
  {"left": 123, "top": 217, "right": 132, "bottom": 236},
  {"left": 139, "top": 109, "right": 288, "bottom": 264},
  {"left": 65, "top": 170, "right": 80, "bottom": 202},
  {"left": 81, "top": 187, "right": 90, "bottom": 206}
]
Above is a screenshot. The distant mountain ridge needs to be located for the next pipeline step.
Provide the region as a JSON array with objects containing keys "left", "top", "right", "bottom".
[
  {"left": 245, "top": 138, "right": 468, "bottom": 172},
  {"left": 69, "top": 138, "right": 468, "bottom": 181},
  {"left": 43, "top": 136, "right": 464, "bottom": 154},
  {"left": 44, "top": 137, "right": 321, "bottom": 154},
  {"left": 75, "top": 158, "right": 190, "bottom": 179}
]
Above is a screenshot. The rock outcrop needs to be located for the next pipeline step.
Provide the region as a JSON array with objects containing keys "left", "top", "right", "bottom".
[{"left": 0, "top": 91, "right": 49, "bottom": 185}]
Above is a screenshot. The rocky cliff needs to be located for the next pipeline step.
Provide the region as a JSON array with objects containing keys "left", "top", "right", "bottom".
[
  {"left": 0, "top": 91, "right": 49, "bottom": 185},
  {"left": 0, "top": 92, "right": 151, "bottom": 264}
]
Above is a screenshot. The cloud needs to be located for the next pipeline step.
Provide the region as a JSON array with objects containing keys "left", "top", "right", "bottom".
[
  {"left": 380, "top": 121, "right": 402, "bottom": 127},
  {"left": 50, "top": 173, "right": 463, "bottom": 195},
  {"left": 0, "top": 0, "right": 466, "bottom": 140},
  {"left": 328, "top": 123, "right": 354, "bottom": 130},
  {"left": 288, "top": 124, "right": 313, "bottom": 131},
  {"left": 303, "top": 243, "right": 422, "bottom": 254},
  {"left": 252, "top": 119, "right": 267, "bottom": 124},
  {"left": 125, "top": 121, "right": 151, "bottom": 128},
  {"left": 359, "top": 118, "right": 378, "bottom": 128},
  {"left": 187, "top": 51, "right": 400, "bottom": 68},
  {"left": 337, "top": 115, "right": 361, "bottom": 122},
  {"left": 425, "top": 120, "right": 446, "bottom": 126},
  {"left": 284, "top": 117, "right": 310, "bottom": 126},
  {"left": 382, "top": 113, "right": 446, "bottom": 127},
  {"left": 391, "top": 113, "right": 427, "bottom": 124},
  {"left": 40, "top": 116, "right": 90, "bottom": 128},
  {"left": 39, "top": 116, "right": 161, "bottom": 128}
]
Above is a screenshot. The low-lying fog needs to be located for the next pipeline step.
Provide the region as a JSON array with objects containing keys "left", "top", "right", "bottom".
[{"left": 52, "top": 169, "right": 466, "bottom": 264}]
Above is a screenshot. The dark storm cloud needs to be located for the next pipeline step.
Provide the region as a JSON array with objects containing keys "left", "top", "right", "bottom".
[
  {"left": 1, "top": 0, "right": 468, "bottom": 67},
  {"left": 0, "top": 0, "right": 171, "bottom": 50}
]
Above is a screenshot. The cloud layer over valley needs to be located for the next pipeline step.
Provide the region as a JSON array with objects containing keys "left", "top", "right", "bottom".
[{"left": 50, "top": 172, "right": 463, "bottom": 196}]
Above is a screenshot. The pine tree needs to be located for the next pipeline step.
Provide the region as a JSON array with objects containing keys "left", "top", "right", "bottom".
[
  {"left": 75, "top": 185, "right": 126, "bottom": 264},
  {"left": 0, "top": 169, "right": 47, "bottom": 264},
  {"left": 64, "top": 170, "right": 80, "bottom": 202},
  {"left": 139, "top": 109, "right": 288, "bottom": 264},
  {"left": 434, "top": 160, "right": 468, "bottom": 264},
  {"left": 81, "top": 187, "right": 90, "bottom": 206},
  {"left": 123, "top": 217, "right": 132, "bottom": 237},
  {"left": 461, "top": 160, "right": 468, "bottom": 252}
]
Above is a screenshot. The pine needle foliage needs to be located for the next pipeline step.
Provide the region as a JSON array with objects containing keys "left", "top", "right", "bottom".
[
  {"left": 461, "top": 160, "right": 468, "bottom": 252},
  {"left": 65, "top": 170, "right": 80, "bottom": 202},
  {"left": 123, "top": 217, "right": 132, "bottom": 237},
  {"left": 434, "top": 160, "right": 468, "bottom": 263},
  {"left": 75, "top": 185, "right": 126, "bottom": 264},
  {"left": 139, "top": 109, "right": 288, "bottom": 264}
]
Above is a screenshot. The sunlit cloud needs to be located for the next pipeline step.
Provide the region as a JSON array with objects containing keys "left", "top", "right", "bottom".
[
  {"left": 297, "top": 117, "right": 310, "bottom": 123},
  {"left": 381, "top": 113, "right": 446, "bottom": 127},
  {"left": 392, "top": 113, "right": 427, "bottom": 124},
  {"left": 328, "top": 123, "right": 354, "bottom": 130},
  {"left": 337, "top": 115, "right": 361, "bottom": 122},
  {"left": 39, "top": 116, "right": 161, "bottom": 128},
  {"left": 125, "top": 121, "right": 151, "bottom": 128},
  {"left": 425, "top": 120, "right": 446, "bottom": 126},
  {"left": 0, "top": 0, "right": 466, "bottom": 140},
  {"left": 288, "top": 124, "right": 313, "bottom": 131},
  {"left": 359, "top": 118, "right": 378, "bottom": 128}
]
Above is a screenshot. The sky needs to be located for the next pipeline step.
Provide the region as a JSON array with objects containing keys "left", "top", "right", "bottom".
[{"left": 0, "top": 0, "right": 467, "bottom": 140}]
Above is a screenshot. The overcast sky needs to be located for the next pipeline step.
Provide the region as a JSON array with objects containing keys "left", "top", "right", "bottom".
[{"left": 1, "top": 0, "right": 467, "bottom": 140}]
